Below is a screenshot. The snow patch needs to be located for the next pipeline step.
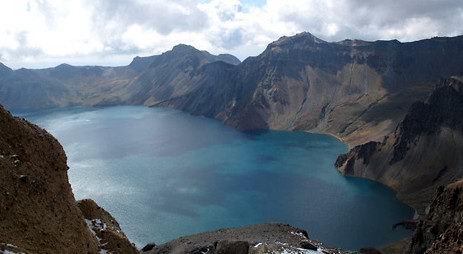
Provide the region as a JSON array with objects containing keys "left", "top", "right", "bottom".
[
  {"left": 279, "top": 247, "right": 319, "bottom": 254},
  {"left": 85, "top": 219, "right": 110, "bottom": 253},
  {"left": 290, "top": 231, "right": 307, "bottom": 239},
  {"left": 0, "top": 243, "right": 25, "bottom": 254}
]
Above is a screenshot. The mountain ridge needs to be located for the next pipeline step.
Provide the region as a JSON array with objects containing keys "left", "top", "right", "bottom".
[{"left": 2, "top": 32, "right": 463, "bottom": 212}]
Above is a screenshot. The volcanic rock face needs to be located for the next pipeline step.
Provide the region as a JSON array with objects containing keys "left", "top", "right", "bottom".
[
  {"left": 408, "top": 180, "right": 463, "bottom": 254},
  {"left": 336, "top": 77, "right": 463, "bottom": 213},
  {"left": 0, "top": 105, "right": 135, "bottom": 253}
]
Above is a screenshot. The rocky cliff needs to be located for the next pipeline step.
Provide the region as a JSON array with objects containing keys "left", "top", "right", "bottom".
[
  {"left": 408, "top": 180, "right": 463, "bottom": 253},
  {"left": 0, "top": 105, "right": 136, "bottom": 253},
  {"left": 336, "top": 77, "right": 463, "bottom": 214}
]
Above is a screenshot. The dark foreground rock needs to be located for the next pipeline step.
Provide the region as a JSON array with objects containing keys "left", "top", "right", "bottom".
[
  {"left": 408, "top": 180, "right": 463, "bottom": 254},
  {"left": 145, "top": 223, "right": 346, "bottom": 254}
]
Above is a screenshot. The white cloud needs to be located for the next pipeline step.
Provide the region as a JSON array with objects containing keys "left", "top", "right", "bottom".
[{"left": 0, "top": 0, "right": 462, "bottom": 68}]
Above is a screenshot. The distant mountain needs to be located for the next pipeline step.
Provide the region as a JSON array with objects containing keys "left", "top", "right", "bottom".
[
  {"left": 1, "top": 33, "right": 463, "bottom": 211},
  {"left": 336, "top": 77, "right": 463, "bottom": 213},
  {"left": 0, "top": 46, "right": 240, "bottom": 110},
  {"left": 0, "top": 62, "right": 12, "bottom": 76}
]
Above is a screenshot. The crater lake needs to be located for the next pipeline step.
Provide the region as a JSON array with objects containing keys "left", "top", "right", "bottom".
[{"left": 19, "top": 106, "right": 414, "bottom": 250}]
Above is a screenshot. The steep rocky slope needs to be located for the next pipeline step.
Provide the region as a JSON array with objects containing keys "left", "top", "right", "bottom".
[
  {"left": 0, "top": 105, "right": 135, "bottom": 253},
  {"left": 77, "top": 199, "right": 138, "bottom": 254},
  {"left": 336, "top": 77, "right": 463, "bottom": 213},
  {"left": 408, "top": 179, "right": 463, "bottom": 253}
]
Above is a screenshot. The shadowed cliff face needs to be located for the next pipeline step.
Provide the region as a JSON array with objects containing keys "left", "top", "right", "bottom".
[
  {"left": 336, "top": 77, "right": 463, "bottom": 214},
  {"left": 408, "top": 180, "right": 463, "bottom": 254}
]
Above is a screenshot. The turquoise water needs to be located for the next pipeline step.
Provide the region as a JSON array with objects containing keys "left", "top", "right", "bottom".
[{"left": 20, "top": 106, "right": 413, "bottom": 250}]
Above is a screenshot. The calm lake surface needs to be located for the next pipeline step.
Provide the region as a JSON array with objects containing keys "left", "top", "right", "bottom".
[{"left": 19, "top": 106, "right": 414, "bottom": 250}]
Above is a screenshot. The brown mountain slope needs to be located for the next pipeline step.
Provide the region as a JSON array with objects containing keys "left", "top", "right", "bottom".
[{"left": 336, "top": 77, "right": 463, "bottom": 214}]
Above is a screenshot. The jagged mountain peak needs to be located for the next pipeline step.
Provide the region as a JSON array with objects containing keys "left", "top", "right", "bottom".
[
  {"left": 53, "top": 63, "right": 76, "bottom": 70},
  {"left": 216, "top": 53, "right": 241, "bottom": 65},
  {"left": 270, "top": 32, "right": 327, "bottom": 47},
  {"left": 158, "top": 44, "right": 240, "bottom": 66},
  {"left": 129, "top": 55, "right": 160, "bottom": 71},
  {"left": 171, "top": 43, "right": 200, "bottom": 54}
]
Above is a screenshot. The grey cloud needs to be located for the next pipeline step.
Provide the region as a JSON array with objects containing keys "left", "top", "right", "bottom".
[
  {"left": 283, "top": 0, "right": 463, "bottom": 42},
  {"left": 1, "top": 32, "right": 44, "bottom": 62},
  {"left": 2, "top": 0, "right": 463, "bottom": 68},
  {"left": 344, "top": 0, "right": 463, "bottom": 31},
  {"left": 215, "top": 29, "right": 244, "bottom": 49},
  {"left": 92, "top": 0, "right": 209, "bottom": 35}
]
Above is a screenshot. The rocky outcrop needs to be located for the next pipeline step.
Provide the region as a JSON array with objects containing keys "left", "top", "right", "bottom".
[
  {"left": 145, "top": 223, "right": 345, "bottom": 254},
  {"left": 408, "top": 180, "right": 463, "bottom": 254},
  {"left": 336, "top": 77, "right": 463, "bottom": 214},
  {"left": 77, "top": 199, "right": 138, "bottom": 254},
  {"left": 0, "top": 105, "right": 136, "bottom": 253}
]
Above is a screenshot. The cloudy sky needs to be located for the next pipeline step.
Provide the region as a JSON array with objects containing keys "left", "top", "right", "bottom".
[{"left": 1, "top": 0, "right": 462, "bottom": 69}]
